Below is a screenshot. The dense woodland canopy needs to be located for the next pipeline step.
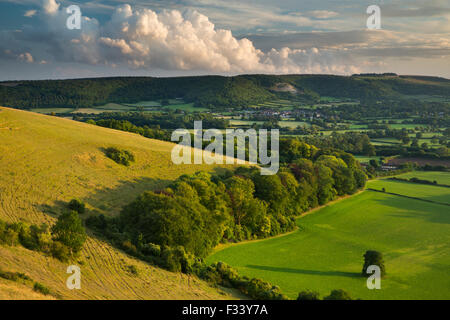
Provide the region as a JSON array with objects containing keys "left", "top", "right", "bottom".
[{"left": 1, "top": 74, "right": 449, "bottom": 110}]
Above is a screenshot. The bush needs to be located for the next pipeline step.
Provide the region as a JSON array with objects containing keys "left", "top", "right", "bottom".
[
  {"left": 362, "top": 250, "right": 386, "bottom": 277},
  {"left": 201, "top": 262, "right": 288, "bottom": 300},
  {"left": 51, "top": 211, "right": 87, "bottom": 255},
  {"left": 104, "top": 147, "right": 135, "bottom": 166},
  {"left": 33, "top": 282, "right": 50, "bottom": 295},
  {"left": 160, "top": 246, "right": 197, "bottom": 273},
  {"left": 121, "top": 240, "right": 138, "bottom": 255},
  {"left": 141, "top": 243, "right": 161, "bottom": 257},
  {"left": 297, "top": 290, "right": 320, "bottom": 300},
  {"left": 0, "top": 228, "right": 19, "bottom": 246},
  {"left": 0, "top": 269, "right": 31, "bottom": 282},
  {"left": 127, "top": 265, "right": 138, "bottom": 276},
  {"left": 324, "top": 289, "right": 352, "bottom": 300},
  {"left": 68, "top": 199, "right": 85, "bottom": 214},
  {"left": 51, "top": 241, "right": 70, "bottom": 262}
]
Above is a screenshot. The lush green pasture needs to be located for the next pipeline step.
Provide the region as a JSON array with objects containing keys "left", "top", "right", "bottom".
[
  {"left": 123, "top": 100, "right": 161, "bottom": 107},
  {"left": 163, "top": 103, "right": 208, "bottom": 112},
  {"left": 279, "top": 120, "right": 310, "bottom": 128},
  {"left": 207, "top": 191, "right": 450, "bottom": 299},
  {"left": 394, "top": 171, "right": 450, "bottom": 185},
  {"left": 368, "top": 179, "right": 450, "bottom": 204},
  {"left": 354, "top": 155, "right": 381, "bottom": 164}
]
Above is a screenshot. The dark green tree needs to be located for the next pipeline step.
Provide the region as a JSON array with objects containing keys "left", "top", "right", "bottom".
[
  {"left": 362, "top": 250, "right": 386, "bottom": 277},
  {"left": 297, "top": 290, "right": 320, "bottom": 300},
  {"left": 51, "top": 211, "right": 86, "bottom": 255},
  {"left": 324, "top": 289, "right": 352, "bottom": 300},
  {"left": 68, "top": 199, "right": 85, "bottom": 214}
]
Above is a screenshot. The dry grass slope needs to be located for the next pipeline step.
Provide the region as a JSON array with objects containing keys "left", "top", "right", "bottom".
[{"left": 0, "top": 107, "right": 238, "bottom": 300}]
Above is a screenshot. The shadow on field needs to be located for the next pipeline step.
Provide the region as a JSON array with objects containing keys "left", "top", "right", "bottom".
[
  {"left": 246, "top": 265, "right": 361, "bottom": 278},
  {"left": 36, "top": 176, "right": 172, "bottom": 218},
  {"left": 368, "top": 191, "right": 450, "bottom": 225}
]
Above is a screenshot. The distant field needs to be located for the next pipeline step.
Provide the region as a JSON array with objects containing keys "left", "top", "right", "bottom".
[
  {"left": 207, "top": 190, "right": 450, "bottom": 299},
  {"left": 394, "top": 171, "right": 450, "bottom": 185},
  {"left": 94, "top": 103, "right": 133, "bottom": 110},
  {"left": 229, "top": 120, "right": 264, "bottom": 126},
  {"left": 123, "top": 100, "right": 161, "bottom": 107},
  {"left": 367, "top": 179, "right": 450, "bottom": 204},
  {"left": 354, "top": 155, "right": 381, "bottom": 164},
  {"left": 31, "top": 103, "right": 135, "bottom": 115},
  {"left": 387, "top": 157, "right": 450, "bottom": 168},
  {"left": 163, "top": 103, "right": 208, "bottom": 112},
  {"left": 401, "top": 95, "right": 450, "bottom": 102},
  {"left": 279, "top": 121, "right": 310, "bottom": 128},
  {"left": 31, "top": 108, "right": 75, "bottom": 114}
]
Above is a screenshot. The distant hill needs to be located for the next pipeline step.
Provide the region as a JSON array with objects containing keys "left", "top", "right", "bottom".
[
  {"left": 0, "top": 107, "right": 238, "bottom": 299},
  {"left": 1, "top": 74, "right": 449, "bottom": 110}
]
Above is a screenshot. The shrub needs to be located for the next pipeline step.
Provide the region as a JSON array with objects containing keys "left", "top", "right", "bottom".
[
  {"left": 51, "top": 211, "right": 87, "bottom": 255},
  {"left": 362, "top": 250, "right": 386, "bottom": 277},
  {"left": 0, "top": 228, "right": 19, "bottom": 246},
  {"left": 121, "top": 240, "right": 138, "bottom": 255},
  {"left": 127, "top": 265, "right": 138, "bottom": 276},
  {"left": 104, "top": 147, "right": 135, "bottom": 166},
  {"left": 324, "top": 289, "right": 352, "bottom": 300},
  {"left": 51, "top": 241, "right": 70, "bottom": 262},
  {"left": 33, "top": 282, "right": 50, "bottom": 295},
  {"left": 201, "top": 262, "right": 288, "bottom": 300},
  {"left": 297, "top": 290, "right": 321, "bottom": 300},
  {"left": 160, "top": 246, "right": 197, "bottom": 273},
  {"left": 0, "top": 269, "right": 31, "bottom": 282},
  {"left": 141, "top": 243, "right": 161, "bottom": 257},
  {"left": 68, "top": 199, "right": 85, "bottom": 214}
]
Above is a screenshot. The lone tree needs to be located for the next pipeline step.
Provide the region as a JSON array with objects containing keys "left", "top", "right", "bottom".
[
  {"left": 51, "top": 211, "right": 87, "bottom": 255},
  {"left": 362, "top": 250, "right": 386, "bottom": 277}
]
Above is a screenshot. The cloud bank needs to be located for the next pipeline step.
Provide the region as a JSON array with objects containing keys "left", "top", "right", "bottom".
[
  {"left": 0, "top": 0, "right": 448, "bottom": 78},
  {"left": 2, "top": 1, "right": 362, "bottom": 74}
]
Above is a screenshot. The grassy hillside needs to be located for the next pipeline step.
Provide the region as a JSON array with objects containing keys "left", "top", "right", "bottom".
[
  {"left": 207, "top": 189, "right": 450, "bottom": 300},
  {"left": 0, "top": 278, "right": 55, "bottom": 300},
  {"left": 0, "top": 106, "right": 238, "bottom": 299}
]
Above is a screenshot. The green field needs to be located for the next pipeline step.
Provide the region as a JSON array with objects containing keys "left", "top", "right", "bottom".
[
  {"left": 368, "top": 179, "right": 450, "bottom": 204},
  {"left": 31, "top": 108, "right": 75, "bottom": 114},
  {"left": 207, "top": 189, "right": 450, "bottom": 299},
  {"left": 394, "top": 171, "right": 450, "bottom": 185},
  {"left": 354, "top": 155, "right": 381, "bottom": 164},
  {"left": 162, "top": 103, "right": 209, "bottom": 112}
]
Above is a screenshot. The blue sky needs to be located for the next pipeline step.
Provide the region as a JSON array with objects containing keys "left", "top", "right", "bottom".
[{"left": 0, "top": 0, "right": 449, "bottom": 80}]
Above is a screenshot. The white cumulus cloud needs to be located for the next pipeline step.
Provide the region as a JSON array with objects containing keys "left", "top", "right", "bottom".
[
  {"left": 7, "top": 2, "right": 363, "bottom": 75},
  {"left": 43, "top": 0, "right": 60, "bottom": 15},
  {"left": 24, "top": 9, "right": 37, "bottom": 17}
]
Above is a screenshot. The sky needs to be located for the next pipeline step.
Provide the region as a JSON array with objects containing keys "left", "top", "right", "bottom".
[{"left": 0, "top": 0, "right": 449, "bottom": 80}]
